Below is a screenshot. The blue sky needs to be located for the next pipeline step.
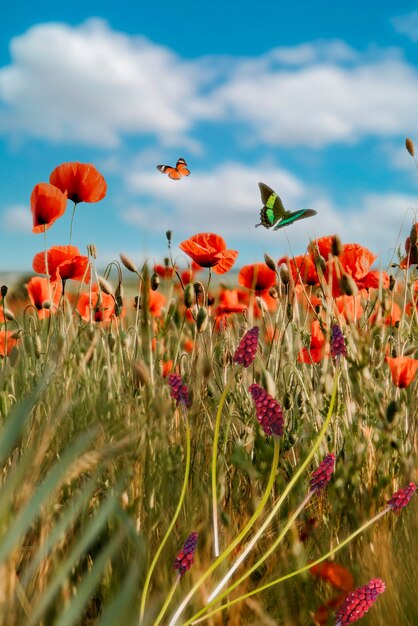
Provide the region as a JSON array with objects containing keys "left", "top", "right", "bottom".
[{"left": 1, "top": 1, "right": 418, "bottom": 273}]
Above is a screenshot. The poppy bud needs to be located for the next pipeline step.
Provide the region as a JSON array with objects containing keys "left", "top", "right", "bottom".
[
  {"left": 269, "top": 287, "right": 279, "bottom": 299},
  {"left": 134, "top": 296, "right": 141, "bottom": 310},
  {"left": 150, "top": 272, "right": 160, "bottom": 291},
  {"left": 279, "top": 265, "right": 289, "bottom": 285},
  {"left": 166, "top": 230, "right": 172, "bottom": 243},
  {"left": 331, "top": 235, "right": 343, "bottom": 257},
  {"left": 207, "top": 294, "right": 215, "bottom": 306},
  {"left": 133, "top": 361, "right": 150, "bottom": 387},
  {"left": 283, "top": 392, "right": 292, "bottom": 410},
  {"left": 33, "top": 335, "right": 42, "bottom": 359},
  {"left": 184, "top": 283, "right": 194, "bottom": 308},
  {"left": 286, "top": 302, "right": 293, "bottom": 321},
  {"left": 107, "top": 333, "right": 116, "bottom": 352},
  {"left": 339, "top": 274, "right": 358, "bottom": 296},
  {"left": 98, "top": 276, "right": 114, "bottom": 296},
  {"left": 1, "top": 285, "right": 8, "bottom": 298},
  {"left": 314, "top": 254, "right": 326, "bottom": 273},
  {"left": 389, "top": 275, "right": 396, "bottom": 291},
  {"left": 3, "top": 309, "right": 15, "bottom": 321},
  {"left": 193, "top": 282, "right": 204, "bottom": 299},
  {"left": 120, "top": 253, "right": 138, "bottom": 274},
  {"left": 196, "top": 306, "right": 208, "bottom": 333},
  {"left": 87, "top": 244, "right": 97, "bottom": 259},
  {"left": 386, "top": 399, "right": 398, "bottom": 424},
  {"left": 264, "top": 253, "right": 277, "bottom": 272},
  {"left": 405, "top": 137, "right": 415, "bottom": 156}
]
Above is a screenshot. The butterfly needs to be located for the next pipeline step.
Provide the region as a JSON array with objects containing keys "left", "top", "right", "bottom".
[
  {"left": 255, "top": 182, "right": 317, "bottom": 230},
  {"left": 156, "top": 158, "right": 190, "bottom": 180}
]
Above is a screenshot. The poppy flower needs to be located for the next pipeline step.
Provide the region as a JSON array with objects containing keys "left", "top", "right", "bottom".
[
  {"left": 76, "top": 285, "right": 118, "bottom": 322},
  {"left": 297, "top": 319, "right": 327, "bottom": 363},
  {"left": 148, "top": 289, "right": 166, "bottom": 317},
  {"left": 32, "top": 245, "right": 90, "bottom": 283},
  {"left": 0, "top": 330, "right": 18, "bottom": 357},
  {"left": 310, "top": 561, "right": 354, "bottom": 593},
  {"left": 386, "top": 356, "right": 418, "bottom": 388},
  {"left": 179, "top": 233, "right": 238, "bottom": 275},
  {"left": 238, "top": 263, "right": 276, "bottom": 292},
  {"left": 27, "top": 276, "right": 62, "bottom": 317},
  {"left": 31, "top": 183, "right": 67, "bottom": 233},
  {"left": 334, "top": 295, "right": 363, "bottom": 323},
  {"left": 49, "top": 162, "right": 107, "bottom": 204},
  {"left": 215, "top": 289, "right": 247, "bottom": 316},
  {"left": 278, "top": 254, "right": 319, "bottom": 286},
  {"left": 369, "top": 300, "right": 402, "bottom": 326}
]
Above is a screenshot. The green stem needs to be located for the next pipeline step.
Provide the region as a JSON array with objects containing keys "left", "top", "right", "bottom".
[
  {"left": 139, "top": 404, "right": 191, "bottom": 625},
  {"left": 190, "top": 507, "right": 390, "bottom": 625},
  {"left": 168, "top": 437, "right": 280, "bottom": 626},
  {"left": 183, "top": 370, "right": 340, "bottom": 626},
  {"left": 152, "top": 576, "right": 180, "bottom": 626},
  {"left": 69, "top": 201, "right": 78, "bottom": 245},
  {"left": 211, "top": 369, "right": 235, "bottom": 557}
]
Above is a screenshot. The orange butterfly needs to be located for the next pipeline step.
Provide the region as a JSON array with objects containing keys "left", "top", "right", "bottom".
[{"left": 156, "top": 158, "right": 190, "bottom": 180}]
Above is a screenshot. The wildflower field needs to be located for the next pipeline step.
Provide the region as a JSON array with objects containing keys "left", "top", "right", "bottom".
[{"left": 0, "top": 154, "right": 417, "bottom": 626}]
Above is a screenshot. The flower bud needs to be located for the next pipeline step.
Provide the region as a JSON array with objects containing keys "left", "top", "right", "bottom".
[
  {"left": 184, "top": 283, "right": 194, "bottom": 308},
  {"left": 196, "top": 307, "right": 208, "bottom": 333},
  {"left": 150, "top": 272, "right": 160, "bottom": 291},
  {"left": 1, "top": 285, "right": 8, "bottom": 298},
  {"left": 405, "top": 137, "right": 415, "bottom": 156},
  {"left": 331, "top": 235, "right": 343, "bottom": 257},
  {"left": 264, "top": 253, "right": 277, "bottom": 272},
  {"left": 120, "top": 253, "right": 138, "bottom": 273}
]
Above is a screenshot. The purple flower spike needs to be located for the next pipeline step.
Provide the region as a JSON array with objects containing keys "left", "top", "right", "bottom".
[
  {"left": 387, "top": 482, "right": 416, "bottom": 514},
  {"left": 248, "top": 383, "right": 284, "bottom": 437},
  {"left": 331, "top": 324, "right": 347, "bottom": 360},
  {"left": 309, "top": 453, "right": 335, "bottom": 493},
  {"left": 167, "top": 373, "right": 192, "bottom": 408},
  {"left": 335, "top": 578, "right": 385, "bottom": 625},
  {"left": 233, "top": 326, "right": 259, "bottom": 368},
  {"left": 173, "top": 531, "right": 198, "bottom": 576}
]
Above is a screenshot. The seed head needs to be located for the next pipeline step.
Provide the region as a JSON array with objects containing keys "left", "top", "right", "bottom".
[
  {"left": 264, "top": 253, "right": 277, "bottom": 272},
  {"left": 335, "top": 578, "right": 385, "bottom": 625},
  {"left": 405, "top": 137, "right": 415, "bottom": 157},
  {"left": 173, "top": 531, "right": 198, "bottom": 576},
  {"left": 167, "top": 373, "right": 192, "bottom": 408},
  {"left": 331, "top": 324, "right": 347, "bottom": 360},
  {"left": 120, "top": 253, "right": 138, "bottom": 274},
  {"left": 233, "top": 326, "right": 259, "bottom": 368},
  {"left": 309, "top": 453, "right": 335, "bottom": 493},
  {"left": 387, "top": 482, "right": 416, "bottom": 514},
  {"left": 248, "top": 383, "right": 284, "bottom": 437}
]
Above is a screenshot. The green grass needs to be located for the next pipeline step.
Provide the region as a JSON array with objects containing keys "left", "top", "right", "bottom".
[{"left": 0, "top": 248, "right": 417, "bottom": 626}]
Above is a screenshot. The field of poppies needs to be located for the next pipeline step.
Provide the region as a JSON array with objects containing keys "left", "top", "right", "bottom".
[{"left": 0, "top": 156, "right": 417, "bottom": 626}]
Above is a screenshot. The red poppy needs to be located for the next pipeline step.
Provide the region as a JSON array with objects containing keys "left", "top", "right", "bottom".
[
  {"left": 179, "top": 233, "right": 238, "bottom": 275},
  {"left": 32, "top": 245, "right": 90, "bottom": 283},
  {"left": 148, "top": 290, "right": 166, "bottom": 317},
  {"left": 297, "top": 319, "right": 327, "bottom": 363},
  {"left": 216, "top": 289, "right": 247, "bottom": 316},
  {"left": 369, "top": 300, "right": 402, "bottom": 326},
  {"left": 400, "top": 223, "right": 418, "bottom": 268},
  {"left": 278, "top": 254, "right": 319, "bottom": 286},
  {"left": 162, "top": 360, "right": 174, "bottom": 377},
  {"left": 49, "top": 162, "right": 107, "bottom": 204},
  {"left": 238, "top": 263, "right": 276, "bottom": 292},
  {"left": 310, "top": 561, "right": 354, "bottom": 593},
  {"left": 0, "top": 330, "right": 18, "bottom": 356},
  {"left": 155, "top": 264, "right": 175, "bottom": 279},
  {"left": 76, "top": 285, "right": 118, "bottom": 322},
  {"left": 386, "top": 356, "right": 418, "bottom": 388},
  {"left": 31, "top": 183, "right": 67, "bottom": 233},
  {"left": 334, "top": 294, "right": 363, "bottom": 323},
  {"left": 27, "top": 276, "right": 62, "bottom": 317}
]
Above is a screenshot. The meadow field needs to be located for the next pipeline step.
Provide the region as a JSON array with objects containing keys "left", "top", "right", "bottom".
[{"left": 0, "top": 159, "right": 417, "bottom": 626}]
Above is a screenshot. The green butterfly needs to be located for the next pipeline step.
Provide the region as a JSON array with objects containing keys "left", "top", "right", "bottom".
[{"left": 255, "top": 182, "right": 317, "bottom": 230}]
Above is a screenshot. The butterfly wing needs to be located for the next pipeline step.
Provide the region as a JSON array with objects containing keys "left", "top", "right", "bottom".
[
  {"left": 157, "top": 164, "right": 182, "bottom": 179},
  {"left": 273, "top": 209, "right": 317, "bottom": 230},
  {"left": 256, "top": 182, "right": 287, "bottom": 228},
  {"left": 176, "top": 158, "right": 190, "bottom": 177}
]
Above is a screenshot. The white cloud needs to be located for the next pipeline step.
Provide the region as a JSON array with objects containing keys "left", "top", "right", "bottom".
[
  {"left": 392, "top": 10, "right": 418, "bottom": 42},
  {"left": 121, "top": 161, "right": 417, "bottom": 264},
  {"left": 0, "top": 19, "right": 206, "bottom": 147},
  {"left": 208, "top": 57, "right": 418, "bottom": 147},
  {"left": 3, "top": 205, "right": 32, "bottom": 233},
  {"left": 1, "top": 22, "right": 418, "bottom": 149}
]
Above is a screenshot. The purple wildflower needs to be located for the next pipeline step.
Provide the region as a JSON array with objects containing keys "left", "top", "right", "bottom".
[
  {"left": 335, "top": 578, "right": 385, "bottom": 625},
  {"left": 233, "top": 326, "right": 259, "bottom": 368},
  {"left": 309, "top": 453, "right": 335, "bottom": 493},
  {"left": 248, "top": 383, "right": 284, "bottom": 437},
  {"left": 167, "top": 373, "right": 192, "bottom": 408},
  {"left": 387, "top": 482, "right": 416, "bottom": 514},
  {"left": 173, "top": 531, "right": 198, "bottom": 576},
  {"left": 331, "top": 324, "right": 347, "bottom": 360}
]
